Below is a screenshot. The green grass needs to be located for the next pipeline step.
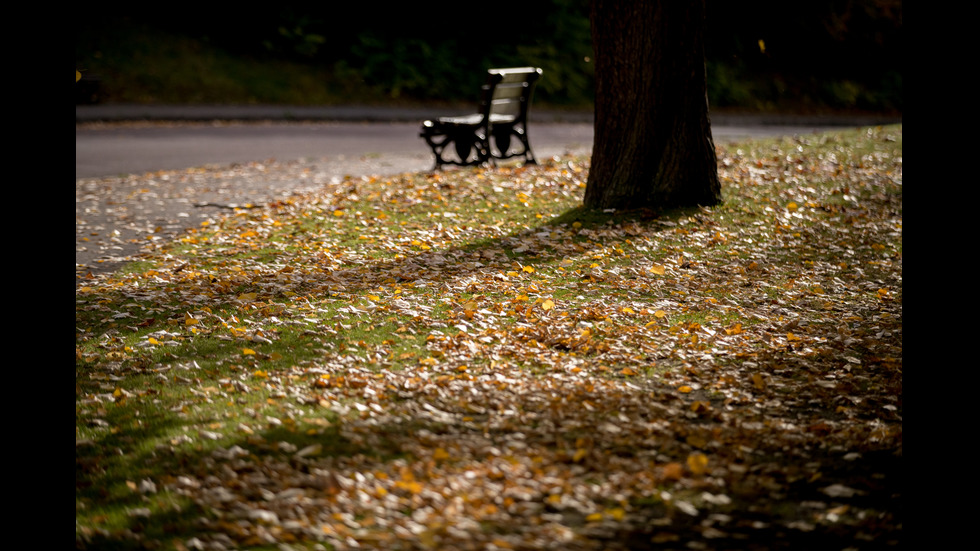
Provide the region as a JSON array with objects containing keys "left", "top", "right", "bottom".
[{"left": 77, "top": 127, "right": 902, "bottom": 549}]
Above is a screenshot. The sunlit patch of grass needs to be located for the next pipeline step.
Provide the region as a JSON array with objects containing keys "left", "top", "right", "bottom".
[{"left": 76, "top": 129, "right": 901, "bottom": 549}]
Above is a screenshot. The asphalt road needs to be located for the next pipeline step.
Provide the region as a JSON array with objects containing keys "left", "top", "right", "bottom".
[
  {"left": 76, "top": 116, "right": 891, "bottom": 279},
  {"left": 75, "top": 121, "right": 595, "bottom": 179},
  {"left": 75, "top": 119, "right": 862, "bottom": 180}
]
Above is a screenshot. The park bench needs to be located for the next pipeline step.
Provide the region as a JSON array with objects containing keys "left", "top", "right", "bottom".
[{"left": 420, "top": 67, "right": 542, "bottom": 170}]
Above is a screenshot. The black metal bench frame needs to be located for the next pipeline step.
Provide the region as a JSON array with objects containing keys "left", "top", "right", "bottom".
[{"left": 420, "top": 67, "right": 542, "bottom": 170}]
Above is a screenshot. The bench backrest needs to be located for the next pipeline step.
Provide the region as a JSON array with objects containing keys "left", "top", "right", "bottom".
[{"left": 481, "top": 67, "right": 542, "bottom": 122}]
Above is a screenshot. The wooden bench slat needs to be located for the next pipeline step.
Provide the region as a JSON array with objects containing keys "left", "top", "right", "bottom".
[{"left": 492, "top": 86, "right": 528, "bottom": 101}]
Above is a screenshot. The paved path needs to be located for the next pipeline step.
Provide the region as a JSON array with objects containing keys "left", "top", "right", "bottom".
[
  {"left": 76, "top": 108, "right": 899, "bottom": 280},
  {"left": 75, "top": 121, "right": 597, "bottom": 179}
]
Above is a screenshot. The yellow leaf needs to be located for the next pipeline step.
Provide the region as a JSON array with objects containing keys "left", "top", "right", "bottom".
[
  {"left": 238, "top": 292, "right": 258, "bottom": 301},
  {"left": 253, "top": 370, "right": 268, "bottom": 378},
  {"left": 622, "top": 307, "right": 635, "bottom": 315},
  {"left": 541, "top": 299, "right": 555, "bottom": 311},
  {"left": 433, "top": 447, "right": 450, "bottom": 460},
  {"left": 586, "top": 512, "right": 603, "bottom": 522},
  {"left": 650, "top": 264, "right": 665, "bottom": 275},
  {"left": 396, "top": 480, "right": 423, "bottom": 494},
  {"left": 787, "top": 202, "right": 798, "bottom": 210},
  {"left": 243, "top": 348, "right": 257, "bottom": 356},
  {"left": 573, "top": 448, "right": 588, "bottom": 462},
  {"left": 333, "top": 209, "right": 344, "bottom": 217},
  {"left": 620, "top": 367, "right": 638, "bottom": 376},
  {"left": 522, "top": 265, "right": 535, "bottom": 273},
  {"left": 687, "top": 452, "right": 709, "bottom": 475},
  {"left": 786, "top": 332, "right": 801, "bottom": 341},
  {"left": 608, "top": 507, "right": 626, "bottom": 521},
  {"left": 678, "top": 385, "right": 693, "bottom": 394},
  {"left": 691, "top": 401, "right": 710, "bottom": 413},
  {"left": 654, "top": 310, "right": 667, "bottom": 318}
]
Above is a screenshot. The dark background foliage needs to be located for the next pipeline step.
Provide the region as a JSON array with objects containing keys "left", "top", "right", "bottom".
[{"left": 75, "top": 0, "right": 902, "bottom": 113}]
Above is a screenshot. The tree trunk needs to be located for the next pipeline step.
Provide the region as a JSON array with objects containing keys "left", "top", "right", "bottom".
[{"left": 584, "top": 0, "right": 721, "bottom": 210}]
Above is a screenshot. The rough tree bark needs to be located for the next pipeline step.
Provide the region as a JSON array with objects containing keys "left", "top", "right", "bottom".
[{"left": 584, "top": 0, "right": 721, "bottom": 210}]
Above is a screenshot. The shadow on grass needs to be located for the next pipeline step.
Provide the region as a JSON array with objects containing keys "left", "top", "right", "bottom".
[
  {"left": 78, "top": 340, "right": 902, "bottom": 549},
  {"left": 77, "top": 158, "right": 901, "bottom": 548}
]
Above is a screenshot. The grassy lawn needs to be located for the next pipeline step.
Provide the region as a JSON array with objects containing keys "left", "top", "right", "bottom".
[{"left": 76, "top": 126, "right": 902, "bottom": 550}]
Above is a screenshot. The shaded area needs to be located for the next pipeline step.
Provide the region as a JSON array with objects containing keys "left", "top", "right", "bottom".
[{"left": 74, "top": 1, "right": 901, "bottom": 113}]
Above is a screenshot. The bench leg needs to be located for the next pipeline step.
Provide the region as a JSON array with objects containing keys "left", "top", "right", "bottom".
[
  {"left": 420, "top": 130, "right": 453, "bottom": 170},
  {"left": 491, "top": 125, "right": 537, "bottom": 165},
  {"left": 421, "top": 122, "right": 490, "bottom": 170},
  {"left": 521, "top": 128, "right": 537, "bottom": 165}
]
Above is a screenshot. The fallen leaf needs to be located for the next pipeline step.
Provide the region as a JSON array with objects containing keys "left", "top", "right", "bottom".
[
  {"left": 687, "top": 452, "right": 709, "bottom": 475},
  {"left": 821, "top": 484, "right": 862, "bottom": 498},
  {"left": 663, "top": 462, "right": 684, "bottom": 480}
]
